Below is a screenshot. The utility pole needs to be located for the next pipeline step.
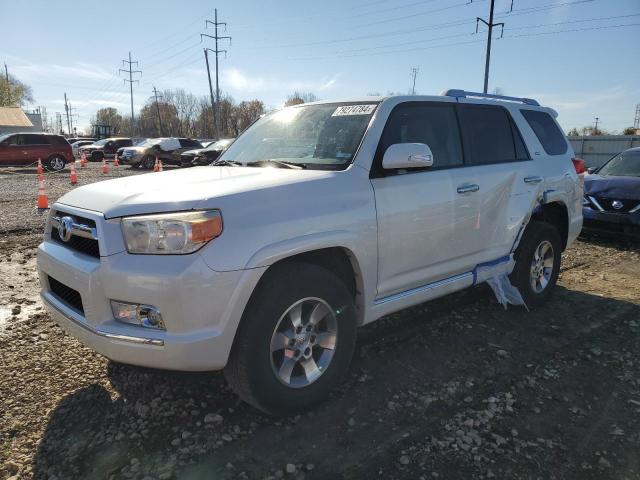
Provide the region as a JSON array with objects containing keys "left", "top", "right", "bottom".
[
  {"left": 203, "top": 49, "right": 217, "bottom": 138},
  {"left": 64, "top": 93, "right": 72, "bottom": 135},
  {"left": 202, "top": 8, "right": 231, "bottom": 137},
  {"left": 634, "top": 104, "right": 640, "bottom": 130},
  {"left": 476, "top": 0, "right": 510, "bottom": 94},
  {"left": 594, "top": 117, "right": 600, "bottom": 135},
  {"left": 119, "top": 52, "right": 142, "bottom": 135},
  {"left": 3, "top": 63, "right": 7, "bottom": 83},
  {"left": 410, "top": 67, "right": 419, "bottom": 95},
  {"left": 152, "top": 85, "right": 164, "bottom": 136}
]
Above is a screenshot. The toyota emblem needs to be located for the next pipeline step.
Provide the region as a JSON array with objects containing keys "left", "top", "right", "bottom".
[
  {"left": 611, "top": 200, "right": 623, "bottom": 210},
  {"left": 58, "top": 216, "right": 74, "bottom": 242}
]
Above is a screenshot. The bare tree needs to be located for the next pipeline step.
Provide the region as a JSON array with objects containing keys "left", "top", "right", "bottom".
[{"left": 284, "top": 91, "right": 318, "bottom": 106}]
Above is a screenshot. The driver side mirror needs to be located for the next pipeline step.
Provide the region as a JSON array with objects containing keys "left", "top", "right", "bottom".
[
  {"left": 382, "top": 143, "right": 434, "bottom": 170},
  {"left": 587, "top": 167, "right": 597, "bottom": 174}
]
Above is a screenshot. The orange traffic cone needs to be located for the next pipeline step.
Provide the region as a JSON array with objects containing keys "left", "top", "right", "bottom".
[
  {"left": 80, "top": 152, "right": 87, "bottom": 168},
  {"left": 114, "top": 155, "right": 119, "bottom": 167},
  {"left": 153, "top": 157, "right": 159, "bottom": 172},
  {"left": 37, "top": 158, "right": 43, "bottom": 176},
  {"left": 70, "top": 162, "right": 78, "bottom": 185},
  {"left": 36, "top": 178, "right": 49, "bottom": 210},
  {"left": 101, "top": 158, "right": 109, "bottom": 174},
  {"left": 158, "top": 159, "right": 163, "bottom": 172}
]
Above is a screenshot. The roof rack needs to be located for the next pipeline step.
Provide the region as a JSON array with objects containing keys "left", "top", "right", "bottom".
[{"left": 441, "top": 89, "right": 540, "bottom": 106}]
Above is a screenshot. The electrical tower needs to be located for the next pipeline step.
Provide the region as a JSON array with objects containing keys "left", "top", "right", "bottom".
[
  {"left": 475, "top": 0, "right": 512, "bottom": 94},
  {"left": 409, "top": 67, "right": 419, "bottom": 95},
  {"left": 119, "top": 52, "right": 142, "bottom": 135},
  {"left": 634, "top": 104, "right": 640, "bottom": 130},
  {"left": 202, "top": 8, "right": 231, "bottom": 137},
  {"left": 152, "top": 86, "right": 164, "bottom": 136},
  {"left": 594, "top": 117, "right": 600, "bottom": 135}
]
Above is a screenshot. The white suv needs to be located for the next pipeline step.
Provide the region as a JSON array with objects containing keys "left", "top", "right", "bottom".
[{"left": 37, "top": 90, "right": 583, "bottom": 414}]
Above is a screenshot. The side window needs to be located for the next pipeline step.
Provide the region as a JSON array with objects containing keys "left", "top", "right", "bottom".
[
  {"left": 119, "top": 139, "right": 133, "bottom": 147},
  {"left": 521, "top": 109, "right": 567, "bottom": 155},
  {"left": 457, "top": 105, "right": 518, "bottom": 165},
  {"left": 25, "top": 134, "right": 49, "bottom": 145},
  {"left": 8, "top": 135, "right": 22, "bottom": 145},
  {"left": 511, "top": 120, "right": 530, "bottom": 160},
  {"left": 377, "top": 103, "right": 463, "bottom": 171}
]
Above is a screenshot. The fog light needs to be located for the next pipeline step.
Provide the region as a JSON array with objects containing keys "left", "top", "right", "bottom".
[{"left": 110, "top": 300, "right": 165, "bottom": 330}]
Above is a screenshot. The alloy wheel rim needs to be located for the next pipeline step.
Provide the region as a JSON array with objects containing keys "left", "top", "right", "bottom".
[
  {"left": 51, "top": 157, "right": 64, "bottom": 170},
  {"left": 529, "top": 240, "right": 554, "bottom": 293},
  {"left": 269, "top": 297, "right": 338, "bottom": 388}
]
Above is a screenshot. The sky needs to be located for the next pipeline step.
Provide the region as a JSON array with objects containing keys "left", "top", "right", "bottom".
[{"left": 2, "top": 0, "right": 639, "bottom": 134}]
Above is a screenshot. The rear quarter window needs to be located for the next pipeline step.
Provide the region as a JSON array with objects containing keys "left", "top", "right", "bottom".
[{"left": 521, "top": 110, "right": 567, "bottom": 155}]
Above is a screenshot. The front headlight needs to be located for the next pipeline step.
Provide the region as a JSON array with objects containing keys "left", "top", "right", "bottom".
[{"left": 121, "top": 210, "right": 223, "bottom": 254}]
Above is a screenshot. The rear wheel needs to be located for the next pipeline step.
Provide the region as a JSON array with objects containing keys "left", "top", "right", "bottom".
[
  {"left": 510, "top": 221, "right": 562, "bottom": 308},
  {"left": 46, "top": 155, "right": 66, "bottom": 171},
  {"left": 224, "top": 262, "right": 357, "bottom": 415},
  {"left": 142, "top": 155, "right": 155, "bottom": 170}
]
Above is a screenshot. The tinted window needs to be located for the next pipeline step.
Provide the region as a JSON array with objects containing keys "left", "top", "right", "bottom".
[
  {"left": 458, "top": 105, "right": 518, "bottom": 165},
  {"left": 47, "top": 136, "right": 69, "bottom": 146},
  {"left": 179, "top": 139, "right": 202, "bottom": 148},
  {"left": 521, "top": 109, "right": 567, "bottom": 155},
  {"left": 378, "top": 103, "right": 463, "bottom": 170},
  {"left": 7, "top": 135, "right": 22, "bottom": 145},
  {"left": 117, "top": 139, "right": 133, "bottom": 147},
  {"left": 24, "top": 134, "right": 49, "bottom": 145}
]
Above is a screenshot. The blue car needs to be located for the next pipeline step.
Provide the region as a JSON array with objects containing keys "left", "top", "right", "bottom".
[{"left": 582, "top": 147, "right": 640, "bottom": 240}]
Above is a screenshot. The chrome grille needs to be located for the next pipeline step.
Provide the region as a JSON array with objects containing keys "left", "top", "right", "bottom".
[{"left": 50, "top": 211, "right": 100, "bottom": 258}]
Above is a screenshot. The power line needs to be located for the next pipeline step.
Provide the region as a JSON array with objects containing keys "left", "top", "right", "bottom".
[{"left": 119, "top": 52, "right": 142, "bottom": 134}]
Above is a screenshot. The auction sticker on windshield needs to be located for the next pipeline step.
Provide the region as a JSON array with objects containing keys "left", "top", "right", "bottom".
[{"left": 332, "top": 105, "right": 377, "bottom": 116}]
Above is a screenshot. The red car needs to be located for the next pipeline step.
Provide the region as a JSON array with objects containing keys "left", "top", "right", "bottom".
[{"left": 0, "top": 132, "right": 72, "bottom": 171}]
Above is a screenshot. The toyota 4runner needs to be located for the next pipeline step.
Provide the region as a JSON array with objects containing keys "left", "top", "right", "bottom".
[{"left": 37, "top": 90, "right": 583, "bottom": 414}]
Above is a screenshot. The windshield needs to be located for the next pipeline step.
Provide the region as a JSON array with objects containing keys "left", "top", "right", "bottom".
[
  {"left": 598, "top": 150, "right": 640, "bottom": 177},
  {"left": 135, "top": 139, "right": 160, "bottom": 148},
  {"left": 92, "top": 138, "right": 110, "bottom": 146},
  {"left": 218, "top": 102, "right": 378, "bottom": 169}
]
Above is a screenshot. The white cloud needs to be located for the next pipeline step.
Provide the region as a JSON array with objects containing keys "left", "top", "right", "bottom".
[{"left": 12, "top": 61, "right": 113, "bottom": 81}]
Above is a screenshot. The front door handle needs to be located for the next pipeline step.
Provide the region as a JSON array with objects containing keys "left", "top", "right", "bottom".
[
  {"left": 457, "top": 184, "right": 480, "bottom": 194},
  {"left": 524, "top": 176, "right": 543, "bottom": 184}
]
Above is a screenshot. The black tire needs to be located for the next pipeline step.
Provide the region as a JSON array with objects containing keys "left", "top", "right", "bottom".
[
  {"left": 142, "top": 155, "right": 156, "bottom": 170},
  {"left": 509, "top": 220, "right": 562, "bottom": 308},
  {"left": 224, "top": 262, "right": 357, "bottom": 415},
  {"left": 46, "top": 155, "right": 66, "bottom": 171}
]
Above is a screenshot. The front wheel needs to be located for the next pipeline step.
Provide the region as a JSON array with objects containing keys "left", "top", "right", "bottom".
[
  {"left": 224, "top": 262, "right": 357, "bottom": 415},
  {"left": 46, "top": 155, "right": 66, "bottom": 171},
  {"left": 509, "top": 221, "right": 562, "bottom": 308}
]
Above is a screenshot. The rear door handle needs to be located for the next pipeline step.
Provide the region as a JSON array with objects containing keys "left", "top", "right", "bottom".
[
  {"left": 457, "top": 184, "right": 480, "bottom": 194},
  {"left": 524, "top": 176, "right": 543, "bottom": 184}
]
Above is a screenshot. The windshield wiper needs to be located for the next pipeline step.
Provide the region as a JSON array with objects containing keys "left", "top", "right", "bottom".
[
  {"left": 210, "top": 159, "right": 242, "bottom": 167},
  {"left": 246, "top": 159, "right": 306, "bottom": 169}
]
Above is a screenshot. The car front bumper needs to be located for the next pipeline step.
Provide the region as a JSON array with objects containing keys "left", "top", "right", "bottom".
[
  {"left": 37, "top": 236, "right": 266, "bottom": 371},
  {"left": 582, "top": 207, "right": 640, "bottom": 240}
]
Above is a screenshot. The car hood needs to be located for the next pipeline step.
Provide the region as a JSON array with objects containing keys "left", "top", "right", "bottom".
[
  {"left": 57, "top": 166, "right": 335, "bottom": 218},
  {"left": 584, "top": 174, "right": 640, "bottom": 199}
]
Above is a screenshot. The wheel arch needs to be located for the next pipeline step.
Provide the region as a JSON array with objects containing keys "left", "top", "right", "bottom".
[
  {"left": 532, "top": 201, "right": 569, "bottom": 250},
  {"left": 249, "top": 245, "right": 365, "bottom": 326}
]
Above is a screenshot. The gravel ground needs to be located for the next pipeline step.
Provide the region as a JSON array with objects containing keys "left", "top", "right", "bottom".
[{"left": 1, "top": 163, "right": 639, "bottom": 480}]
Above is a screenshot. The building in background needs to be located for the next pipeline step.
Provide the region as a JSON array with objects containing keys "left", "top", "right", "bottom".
[{"left": 0, "top": 106, "right": 42, "bottom": 134}]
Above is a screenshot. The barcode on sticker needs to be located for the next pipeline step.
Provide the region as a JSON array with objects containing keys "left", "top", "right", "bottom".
[{"left": 332, "top": 105, "right": 377, "bottom": 116}]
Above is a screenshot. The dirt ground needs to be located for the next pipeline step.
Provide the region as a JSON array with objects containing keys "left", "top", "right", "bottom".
[{"left": 1, "top": 163, "right": 639, "bottom": 480}]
